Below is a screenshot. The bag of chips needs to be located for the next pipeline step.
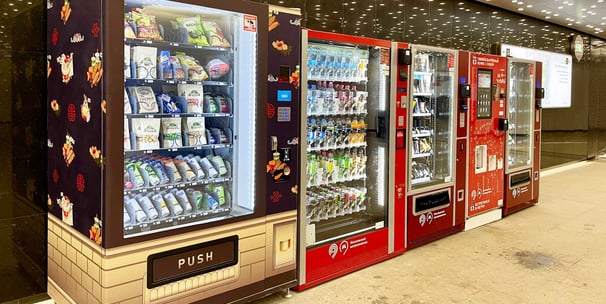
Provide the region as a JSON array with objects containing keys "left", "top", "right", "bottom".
[
  {"left": 176, "top": 15, "right": 210, "bottom": 46},
  {"left": 202, "top": 20, "right": 231, "bottom": 47},
  {"left": 131, "top": 11, "right": 163, "bottom": 41},
  {"left": 176, "top": 53, "right": 209, "bottom": 81}
]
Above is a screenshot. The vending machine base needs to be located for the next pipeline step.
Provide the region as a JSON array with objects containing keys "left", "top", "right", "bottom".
[
  {"left": 47, "top": 212, "right": 296, "bottom": 304},
  {"left": 464, "top": 208, "right": 502, "bottom": 231},
  {"left": 406, "top": 188, "right": 464, "bottom": 249}
]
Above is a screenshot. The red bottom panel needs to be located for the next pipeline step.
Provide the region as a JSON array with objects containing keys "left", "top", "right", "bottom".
[
  {"left": 295, "top": 229, "right": 400, "bottom": 291},
  {"left": 407, "top": 187, "right": 464, "bottom": 249},
  {"left": 503, "top": 171, "right": 536, "bottom": 216}
]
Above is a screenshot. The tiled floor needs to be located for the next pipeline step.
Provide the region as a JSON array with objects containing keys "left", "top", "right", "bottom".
[{"left": 254, "top": 159, "right": 606, "bottom": 304}]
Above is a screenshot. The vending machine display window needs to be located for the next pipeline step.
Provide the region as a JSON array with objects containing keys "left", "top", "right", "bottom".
[
  {"left": 409, "top": 48, "right": 456, "bottom": 193},
  {"left": 506, "top": 61, "right": 534, "bottom": 172},
  {"left": 303, "top": 40, "right": 390, "bottom": 247},
  {"left": 122, "top": 0, "right": 259, "bottom": 238}
]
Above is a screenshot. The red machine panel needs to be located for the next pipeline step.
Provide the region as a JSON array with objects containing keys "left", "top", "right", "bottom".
[
  {"left": 296, "top": 29, "right": 399, "bottom": 290},
  {"left": 393, "top": 42, "right": 409, "bottom": 253},
  {"left": 462, "top": 53, "right": 507, "bottom": 223},
  {"left": 503, "top": 58, "right": 538, "bottom": 216},
  {"left": 405, "top": 45, "right": 461, "bottom": 248}
]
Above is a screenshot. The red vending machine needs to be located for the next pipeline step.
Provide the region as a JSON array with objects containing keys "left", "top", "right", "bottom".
[
  {"left": 503, "top": 58, "right": 542, "bottom": 216},
  {"left": 47, "top": 1, "right": 297, "bottom": 303},
  {"left": 392, "top": 42, "right": 411, "bottom": 251},
  {"left": 296, "top": 29, "right": 400, "bottom": 290},
  {"left": 404, "top": 45, "right": 463, "bottom": 249},
  {"left": 458, "top": 52, "right": 508, "bottom": 230}
]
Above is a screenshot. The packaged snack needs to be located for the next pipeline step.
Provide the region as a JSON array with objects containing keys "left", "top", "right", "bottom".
[
  {"left": 170, "top": 189, "right": 193, "bottom": 213},
  {"left": 124, "top": 19, "right": 136, "bottom": 39},
  {"left": 149, "top": 193, "right": 170, "bottom": 218},
  {"left": 125, "top": 197, "right": 147, "bottom": 223},
  {"left": 170, "top": 56, "right": 186, "bottom": 80},
  {"left": 206, "top": 58, "right": 230, "bottom": 79},
  {"left": 124, "top": 45, "right": 131, "bottom": 79},
  {"left": 124, "top": 118, "right": 131, "bottom": 151},
  {"left": 203, "top": 93, "right": 219, "bottom": 113},
  {"left": 128, "top": 86, "right": 158, "bottom": 113},
  {"left": 183, "top": 117, "right": 207, "bottom": 146},
  {"left": 176, "top": 15, "right": 210, "bottom": 46},
  {"left": 124, "top": 88, "right": 132, "bottom": 114},
  {"left": 202, "top": 20, "right": 231, "bottom": 47},
  {"left": 135, "top": 194, "right": 159, "bottom": 220},
  {"left": 131, "top": 46, "right": 157, "bottom": 79},
  {"left": 178, "top": 84, "right": 204, "bottom": 113},
  {"left": 131, "top": 11, "right": 163, "bottom": 41},
  {"left": 176, "top": 53, "right": 209, "bottom": 81},
  {"left": 131, "top": 118, "right": 161, "bottom": 150},
  {"left": 159, "top": 93, "right": 180, "bottom": 114},
  {"left": 159, "top": 50, "right": 172, "bottom": 79},
  {"left": 214, "top": 94, "right": 231, "bottom": 113},
  {"left": 161, "top": 117, "right": 182, "bottom": 148}
]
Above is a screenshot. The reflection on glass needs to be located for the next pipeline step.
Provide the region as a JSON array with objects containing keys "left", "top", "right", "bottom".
[
  {"left": 506, "top": 61, "right": 534, "bottom": 171},
  {"left": 304, "top": 41, "right": 388, "bottom": 247},
  {"left": 409, "top": 47, "right": 455, "bottom": 192}
]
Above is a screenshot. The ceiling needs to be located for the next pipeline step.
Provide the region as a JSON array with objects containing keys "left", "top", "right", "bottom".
[{"left": 475, "top": 0, "right": 606, "bottom": 39}]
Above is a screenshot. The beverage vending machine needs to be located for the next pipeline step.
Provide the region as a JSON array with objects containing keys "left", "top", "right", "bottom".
[
  {"left": 502, "top": 58, "right": 543, "bottom": 216},
  {"left": 296, "top": 29, "right": 399, "bottom": 290},
  {"left": 458, "top": 52, "right": 508, "bottom": 230},
  {"left": 47, "top": 1, "right": 298, "bottom": 303},
  {"left": 404, "top": 45, "right": 462, "bottom": 249}
]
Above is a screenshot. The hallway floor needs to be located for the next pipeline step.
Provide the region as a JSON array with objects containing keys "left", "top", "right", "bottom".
[{"left": 254, "top": 159, "right": 606, "bottom": 304}]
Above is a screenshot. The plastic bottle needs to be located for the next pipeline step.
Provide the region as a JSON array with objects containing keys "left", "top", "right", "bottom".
[
  {"left": 325, "top": 82, "right": 335, "bottom": 113},
  {"left": 308, "top": 84, "right": 317, "bottom": 114},
  {"left": 350, "top": 85, "right": 358, "bottom": 112},
  {"left": 316, "top": 81, "right": 325, "bottom": 113}
]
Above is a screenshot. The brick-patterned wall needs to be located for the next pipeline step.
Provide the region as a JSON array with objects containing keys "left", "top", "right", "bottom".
[{"left": 47, "top": 215, "right": 276, "bottom": 304}]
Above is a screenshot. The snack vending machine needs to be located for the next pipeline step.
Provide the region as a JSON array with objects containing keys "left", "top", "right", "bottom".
[
  {"left": 458, "top": 52, "right": 508, "bottom": 230},
  {"left": 47, "top": 1, "right": 297, "bottom": 303},
  {"left": 405, "top": 45, "right": 462, "bottom": 249},
  {"left": 296, "top": 29, "right": 398, "bottom": 290},
  {"left": 503, "top": 58, "right": 543, "bottom": 216}
]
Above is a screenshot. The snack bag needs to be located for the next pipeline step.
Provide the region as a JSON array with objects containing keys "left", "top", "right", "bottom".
[
  {"left": 176, "top": 15, "right": 210, "bottom": 46},
  {"left": 131, "top": 11, "right": 163, "bottom": 41},
  {"left": 176, "top": 53, "right": 209, "bottom": 81},
  {"left": 202, "top": 20, "right": 231, "bottom": 47}
]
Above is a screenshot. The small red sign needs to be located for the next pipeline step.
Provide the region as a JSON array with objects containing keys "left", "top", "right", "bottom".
[
  {"left": 448, "top": 54, "right": 455, "bottom": 70},
  {"left": 243, "top": 15, "right": 257, "bottom": 32}
]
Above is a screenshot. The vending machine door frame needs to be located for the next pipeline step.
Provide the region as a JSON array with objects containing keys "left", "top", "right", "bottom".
[
  {"left": 406, "top": 44, "right": 458, "bottom": 196},
  {"left": 297, "top": 28, "right": 397, "bottom": 290},
  {"left": 103, "top": 0, "right": 269, "bottom": 248}
]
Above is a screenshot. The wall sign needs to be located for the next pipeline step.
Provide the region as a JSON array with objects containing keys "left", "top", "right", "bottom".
[{"left": 500, "top": 43, "right": 572, "bottom": 109}]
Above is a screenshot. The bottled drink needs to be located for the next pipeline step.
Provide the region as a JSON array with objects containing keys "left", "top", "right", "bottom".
[{"left": 325, "top": 82, "right": 335, "bottom": 113}]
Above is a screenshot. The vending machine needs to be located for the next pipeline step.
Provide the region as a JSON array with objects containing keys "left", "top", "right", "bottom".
[
  {"left": 47, "top": 1, "right": 297, "bottom": 303},
  {"left": 404, "top": 45, "right": 462, "bottom": 249},
  {"left": 458, "top": 52, "right": 508, "bottom": 230},
  {"left": 503, "top": 58, "right": 543, "bottom": 216},
  {"left": 296, "top": 29, "right": 399, "bottom": 290}
]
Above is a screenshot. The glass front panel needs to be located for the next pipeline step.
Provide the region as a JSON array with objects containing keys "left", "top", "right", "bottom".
[
  {"left": 304, "top": 41, "right": 390, "bottom": 247},
  {"left": 409, "top": 47, "right": 456, "bottom": 192},
  {"left": 123, "top": 0, "right": 257, "bottom": 237},
  {"left": 506, "top": 61, "right": 534, "bottom": 171}
]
